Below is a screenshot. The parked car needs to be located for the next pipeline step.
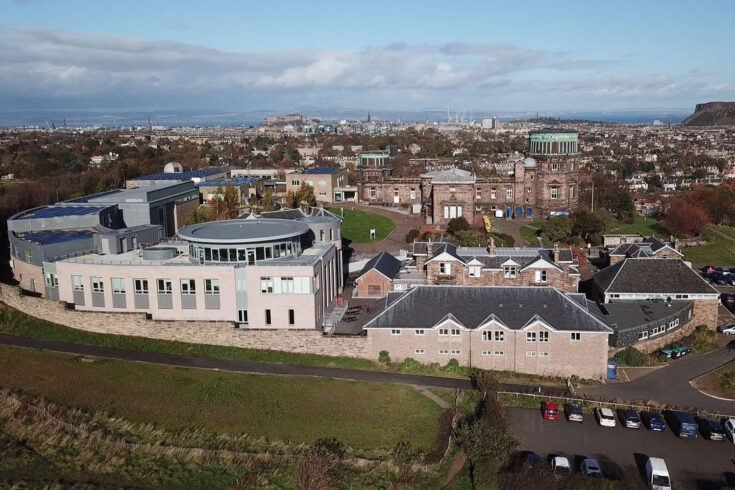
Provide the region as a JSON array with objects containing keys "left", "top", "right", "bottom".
[
  {"left": 564, "top": 403, "right": 584, "bottom": 422},
  {"left": 724, "top": 418, "right": 735, "bottom": 443},
  {"left": 618, "top": 409, "right": 642, "bottom": 429},
  {"left": 671, "top": 345, "right": 691, "bottom": 359},
  {"left": 714, "top": 272, "right": 728, "bottom": 285},
  {"left": 581, "top": 458, "right": 603, "bottom": 478},
  {"left": 702, "top": 265, "right": 715, "bottom": 277},
  {"left": 522, "top": 452, "right": 543, "bottom": 469},
  {"left": 595, "top": 407, "right": 616, "bottom": 427},
  {"left": 700, "top": 418, "right": 726, "bottom": 441},
  {"left": 641, "top": 411, "right": 666, "bottom": 432},
  {"left": 645, "top": 457, "right": 672, "bottom": 490},
  {"left": 718, "top": 323, "right": 735, "bottom": 335},
  {"left": 551, "top": 456, "right": 571, "bottom": 478},
  {"left": 728, "top": 275, "right": 735, "bottom": 286},
  {"left": 542, "top": 401, "right": 560, "bottom": 421},
  {"left": 666, "top": 410, "right": 698, "bottom": 439}
]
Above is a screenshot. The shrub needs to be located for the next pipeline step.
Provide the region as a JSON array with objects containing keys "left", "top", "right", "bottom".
[
  {"left": 405, "top": 229, "right": 420, "bottom": 243},
  {"left": 398, "top": 357, "right": 422, "bottom": 374},
  {"left": 445, "top": 358, "right": 463, "bottom": 374},
  {"left": 612, "top": 346, "right": 649, "bottom": 367},
  {"left": 392, "top": 441, "right": 414, "bottom": 467},
  {"left": 378, "top": 350, "right": 391, "bottom": 364},
  {"left": 447, "top": 217, "right": 471, "bottom": 235},
  {"left": 294, "top": 448, "right": 335, "bottom": 490},
  {"left": 492, "top": 232, "right": 515, "bottom": 247},
  {"left": 421, "top": 231, "right": 434, "bottom": 241},
  {"left": 312, "top": 437, "right": 345, "bottom": 460}
]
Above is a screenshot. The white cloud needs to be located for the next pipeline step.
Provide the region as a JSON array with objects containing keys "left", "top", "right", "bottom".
[{"left": 0, "top": 26, "right": 732, "bottom": 111}]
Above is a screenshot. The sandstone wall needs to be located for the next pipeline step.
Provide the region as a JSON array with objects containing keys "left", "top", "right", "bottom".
[{"left": 0, "top": 284, "right": 371, "bottom": 360}]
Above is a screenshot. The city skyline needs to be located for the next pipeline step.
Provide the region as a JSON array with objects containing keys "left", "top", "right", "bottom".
[{"left": 1, "top": 0, "right": 734, "bottom": 113}]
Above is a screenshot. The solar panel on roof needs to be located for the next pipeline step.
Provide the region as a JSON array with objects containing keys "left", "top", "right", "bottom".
[
  {"left": 20, "top": 206, "right": 106, "bottom": 220},
  {"left": 21, "top": 229, "right": 94, "bottom": 245},
  {"left": 137, "top": 168, "right": 221, "bottom": 180}
]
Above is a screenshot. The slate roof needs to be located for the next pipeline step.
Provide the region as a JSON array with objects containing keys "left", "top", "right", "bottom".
[
  {"left": 364, "top": 286, "right": 612, "bottom": 333},
  {"left": 356, "top": 251, "right": 402, "bottom": 280},
  {"left": 609, "top": 237, "right": 680, "bottom": 258},
  {"left": 592, "top": 258, "right": 717, "bottom": 295},
  {"left": 426, "top": 243, "right": 466, "bottom": 264}
]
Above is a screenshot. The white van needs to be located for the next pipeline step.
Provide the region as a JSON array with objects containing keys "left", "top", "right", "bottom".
[{"left": 646, "top": 457, "right": 671, "bottom": 490}]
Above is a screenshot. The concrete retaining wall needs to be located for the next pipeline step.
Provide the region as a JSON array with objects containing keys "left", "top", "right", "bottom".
[{"left": 0, "top": 284, "right": 371, "bottom": 360}]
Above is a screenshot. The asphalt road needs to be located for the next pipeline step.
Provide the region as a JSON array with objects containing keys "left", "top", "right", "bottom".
[
  {"left": 0, "top": 333, "right": 478, "bottom": 388},
  {"left": 580, "top": 345, "right": 735, "bottom": 414},
  {"left": 508, "top": 407, "right": 735, "bottom": 489}
]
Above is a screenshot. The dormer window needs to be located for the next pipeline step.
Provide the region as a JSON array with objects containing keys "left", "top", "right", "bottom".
[
  {"left": 439, "top": 263, "right": 452, "bottom": 275},
  {"left": 469, "top": 265, "right": 481, "bottom": 278},
  {"left": 503, "top": 265, "right": 517, "bottom": 278}
]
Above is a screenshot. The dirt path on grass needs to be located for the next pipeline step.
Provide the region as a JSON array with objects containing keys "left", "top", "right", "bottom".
[
  {"left": 412, "top": 386, "right": 451, "bottom": 409},
  {"left": 441, "top": 450, "right": 467, "bottom": 489},
  {"left": 330, "top": 203, "right": 422, "bottom": 256}
]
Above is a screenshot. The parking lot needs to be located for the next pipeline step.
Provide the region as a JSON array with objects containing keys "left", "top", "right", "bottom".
[{"left": 508, "top": 407, "right": 735, "bottom": 489}]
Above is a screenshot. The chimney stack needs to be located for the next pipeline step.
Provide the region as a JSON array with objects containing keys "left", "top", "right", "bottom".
[
  {"left": 427, "top": 236, "right": 433, "bottom": 256},
  {"left": 488, "top": 236, "right": 496, "bottom": 256},
  {"left": 553, "top": 243, "right": 560, "bottom": 263}
]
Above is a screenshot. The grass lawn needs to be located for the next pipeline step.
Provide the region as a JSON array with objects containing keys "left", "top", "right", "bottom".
[
  {"left": 0, "top": 305, "right": 380, "bottom": 371},
  {"left": 692, "top": 361, "right": 735, "bottom": 400},
  {"left": 0, "top": 343, "right": 443, "bottom": 451},
  {"left": 327, "top": 207, "right": 395, "bottom": 243},
  {"left": 713, "top": 225, "right": 735, "bottom": 241},
  {"left": 606, "top": 215, "right": 668, "bottom": 236},
  {"left": 682, "top": 237, "right": 735, "bottom": 266},
  {"left": 519, "top": 221, "right": 546, "bottom": 246}
]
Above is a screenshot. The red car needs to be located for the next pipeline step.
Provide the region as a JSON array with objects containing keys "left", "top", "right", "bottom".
[{"left": 542, "top": 401, "right": 560, "bottom": 420}]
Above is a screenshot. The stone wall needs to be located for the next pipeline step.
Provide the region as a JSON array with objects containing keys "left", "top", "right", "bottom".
[{"left": 0, "top": 284, "right": 371, "bottom": 360}]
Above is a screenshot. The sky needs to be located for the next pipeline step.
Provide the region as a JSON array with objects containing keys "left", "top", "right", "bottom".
[{"left": 1, "top": 0, "right": 733, "bottom": 114}]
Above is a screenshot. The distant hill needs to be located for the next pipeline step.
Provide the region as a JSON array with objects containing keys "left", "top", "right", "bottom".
[{"left": 681, "top": 102, "right": 735, "bottom": 126}]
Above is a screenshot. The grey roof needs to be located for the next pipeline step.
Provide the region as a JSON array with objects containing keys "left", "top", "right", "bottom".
[
  {"left": 356, "top": 251, "right": 402, "bottom": 280},
  {"left": 260, "top": 209, "right": 305, "bottom": 220},
  {"left": 602, "top": 300, "right": 693, "bottom": 331},
  {"left": 426, "top": 243, "right": 465, "bottom": 264},
  {"left": 592, "top": 258, "right": 718, "bottom": 295},
  {"left": 420, "top": 168, "right": 475, "bottom": 183},
  {"left": 364, "top": 286, "right": 612, "bottom": 333},
  {"left": 178, "top": 218, "right": 310, "bottom": 244},
  {"left": 609, "top": 237, "right": 680, "bottom": 258}
]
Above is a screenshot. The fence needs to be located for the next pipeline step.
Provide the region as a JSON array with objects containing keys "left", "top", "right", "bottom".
[{"left": 497, "top": 390, "right": 735, "bottom": 420}]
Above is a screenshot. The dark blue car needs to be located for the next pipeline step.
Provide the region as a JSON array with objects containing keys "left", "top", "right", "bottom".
[
  {"left": 667, "top": 410, "right": 698, "bottom": 438},
  {"left": 642, "top": 411, "right": 666, "bottom": 432},
  {"left": 714, "top": 272, "right": 729, "bottom": 285}
]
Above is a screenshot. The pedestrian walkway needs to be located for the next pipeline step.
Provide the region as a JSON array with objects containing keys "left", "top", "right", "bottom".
[{"left": 332, "top": 203, "right": 422, "bottom": 255}]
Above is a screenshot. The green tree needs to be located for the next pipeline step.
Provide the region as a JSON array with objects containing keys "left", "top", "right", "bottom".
[
  {"left": 616, "top": 192, "right": 636, "bottom": 224},
  {"left": 184, "top": 206, "right": 213, "bottom": 225},
  {"left": 261, "top": 189, "right": 279, "bottom": 211},
  {"left": 540, "top": 216, "right": 572, "bottom": 243},
  {"left": 446, "top": 216, "right": 470, "bottom": 235},
  {"left": 286, "top": 182, "right": 317, "bottom": 209},
  {"left": 571, "top": 210, "right": 606, "bottom": 243},
  {"left": 222, "top": 182, "right": 240, "bottom": 219}
]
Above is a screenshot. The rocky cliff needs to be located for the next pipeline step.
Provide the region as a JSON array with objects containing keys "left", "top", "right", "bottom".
[{"left": 681, "top": 102, "right": 735, "bottom": 126}]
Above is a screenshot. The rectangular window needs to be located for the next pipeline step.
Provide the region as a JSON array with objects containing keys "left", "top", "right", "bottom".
[
  {"left": 552, "top": 162, "right": 559, "bottom": 171},
  {"left": 451, "top": 329, "right": 460, "bottom": 336},
  {"left": 439, "top": 328, "right": 449, "bottom": 336},
  {"left": 26, "top": 250, "right": 33, "bottom": 263},
  {"left": 569, "top": 186, "right": 575, "bottom": 199},
  {"left": 551, "top": 187, "right": 559, "bottom": 200},
  {"left": 439, "top": 349, "right": 449, "bottom": 355},
  {"left": 291, "top": 179, "right": 300, "bottom": 186},
  {"left": 539, "top": 331, "right": 549, "bottom": 342},
  {"left": 495, "top": 331, "right": 504, "bottom": 341},
  {"left": 482, "top": 331, "right": 491, "bottom": 341},
  {"left": 540, "top": 352, "right": 550, "bottom": 358},
  {"left": 526, "top": 332, "right": 537, "bottom": 342},
  {"left": 410, "top": 188, "right": 416, "bottom": 199},
  {"left": 415, "top": 349, "right": 425, "bottom": 355},
  {"left": 205, "top": 279, "right": 220, "bottom": 294},
  {"left": 391, "top": 329, "right": 401, "bottom": 336},
  {"left": 494, "top": 351, "right": 504, "bottom": 356},
  {"left": 503, "top": 266, "right": 517, "bottom": 279},
  {"left": 45, "top": 272, "right": 58, "bottom": 287},
  {"left": 281, "top": 277, "right": 295, "bottom": 293},
  {"left": 260, "top": 277, "right": 274, "bottom": 294},
  {"left": 134, "top": 279, "right": 148, "bottom": 294},
  {"left": 469, "top": 265, "right": 481, "bottom": 278},
  {"left": 439, "top": 263, "right": 452, "bottom": 275},
  {"left": 451, "top": 349, "right": 461, "bottom": 355},
  {"left": 482, "top": 350, "right": 491, "bottom": 356},
  {"left": 526, "top": 351, "right": 537, "bottom": 357},
  {"left": 238, "top": 309, "right": 248, "bottom": 324},
  {"left": 370, "top": 187, "right": 376, "bottom": 200},
  {"left": 638, "top": 331, "right": 649, "bottom": 340},
  {"left": 72, "top": 275, "right": 84, "bottom": 291},
  {"left": 111, "top": 278, "right": 126, "bottom": 294},
  {"left": 415, "top": 329, "right": 425, "bottom": 336},
  {"left": 91, "top": 277, "right": 104, "bottom": 293},
  {"left": 157, "top": 279, "right": 172, "bottom": 294},
  {"left": 506, "top": 187, "right": 513, "bottom": 199},
  {"left": 288, "top": 309, "right": 295, "bottom": 326},
  {"left": 491, "top": 187, "right": 497, "bottom": 199},
  {"left": 476, "top": 187, "right": 482, "bottom": 199},
  {"left": 180, "top": 279, "right": 196, "bottom": 295},
  {"left": 570, "top": 332, "right": 581, "bottom": 341},
  {"left": 265, "top": 309, "right": 272, "bottom": 325},
  {"left": 535, "top": 270, "right": 547, "bottom": 283}
]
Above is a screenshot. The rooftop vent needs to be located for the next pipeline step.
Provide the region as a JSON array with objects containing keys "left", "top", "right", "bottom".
[{"left": 142, "top": 247, "right": 177, "bottom": 261}]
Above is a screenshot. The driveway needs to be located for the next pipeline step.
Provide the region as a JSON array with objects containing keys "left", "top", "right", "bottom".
[
  {"left": 580, "top": 346, "right": 735, "bottom": 414},
  {"left": 508, "top": 407, "right": 735, "bottom": 489}
]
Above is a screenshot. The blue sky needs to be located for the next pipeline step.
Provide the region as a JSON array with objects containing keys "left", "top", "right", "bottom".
[{"left": 1, "top": 0, "right": 733, "bottom": 112}]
